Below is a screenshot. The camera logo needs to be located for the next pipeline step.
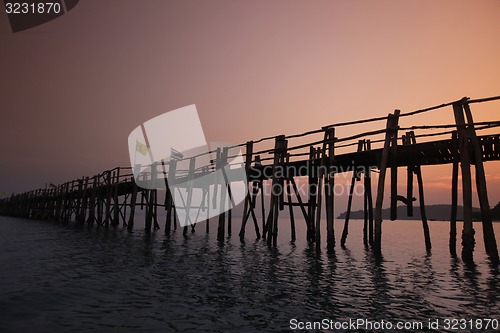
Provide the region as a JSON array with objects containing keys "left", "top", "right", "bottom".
[
  {"left": 128, "top": 105, "right": 248, "bottom": 227},
  {"left": 4, "top": 0, "right": 80, "bottom": 33}
]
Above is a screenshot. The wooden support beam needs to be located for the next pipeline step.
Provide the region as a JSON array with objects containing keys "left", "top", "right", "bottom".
[
  {"left": 374, "top": 110, "right": 400, "bottom": 252},
  {"left": 405, "top": 131, "right": 431, "bottom": 251},
  {"left": 164, "top": 160, "right": 177, "bottom": 234},
  {"left": 217, "top": 147, "right": 227, "bottom": 242},
  {"left": 153, "top": 189, "right": 160, "bottom": 230},
  {"left": 449, "top": 131, "right": 459, "bottom": 256},
  {"left": 184, "top": 158, "right": 196, "bottom": 235},
  {"left": 286, "top": 178, "right": 296, "bottom": 242},
  {"left": 307, "top": 146, "right": 317, "bottom": 243},
  {"left": 104, "top": 172, "right": 112, "bottom": 227},
  {"left": 290, "top": 177, "right": 309, "bottom": 225},
  {"left": 145, "top": 190, "right": 153, "bottom": 232},
  {"left": 401, "top": 135, "right": 414, "bottom": 217},
  {"left": 363, "top": 172, "right": 368, "bottom": 246},
  {"left": 206, "top": 188, "right": 210, "bottom": 234},
  {"left": 96, "top": 178, "right": 103, "bottom": 225},
  {"left": 325, "top": 128, "right": 336, "bottom": 250},
  {"left": 239, "top": 141, "right": 254, "bottom": 240},
  {"left": 453, "top": 102, "right": 475, "bottom": 261},
  {"left": 463, "top": 100, "right": 499, "bottom": 262},
  {"left": 390, "top": 117, "right": 399, "bottom": 221},
  {"left": 112, "top": 170, "right": 120, "bottom": 226},
  {"left": 341, "top": 140, "right": 363, "bottom": 247},
  {"left": 365, "top": 140, "right": 374, "bottom": 247},
  {"left": 264, "top": 136, "right": 286, "bottom": 246},
  {"left": 87, "top": 176, "right": 97, "bottom": 226}
]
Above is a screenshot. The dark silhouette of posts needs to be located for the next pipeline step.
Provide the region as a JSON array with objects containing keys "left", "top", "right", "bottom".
[
  {"left": 404, "top": 131, "right": 431, "bottom": 252},
  {"left": 1, "top": 95, "right": 499, "bottom": 264},
  {"left": 455, "top": 99, "right": 499, "bottom": 262}
]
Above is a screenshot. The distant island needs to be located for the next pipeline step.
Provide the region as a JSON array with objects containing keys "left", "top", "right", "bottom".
[{"left": 338, "top": 202, "right": 500, "bottom": 221}]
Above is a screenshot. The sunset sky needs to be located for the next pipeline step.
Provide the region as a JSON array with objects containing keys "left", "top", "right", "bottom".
[{"left": 1, "top": 0, "right": 499, "bottom": 214}]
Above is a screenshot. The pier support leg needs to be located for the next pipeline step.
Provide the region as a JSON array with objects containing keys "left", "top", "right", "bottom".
[
  {"left": 463, "top": 100, "right": 499, "bottom": 262},
  {"left": 453, "top": 102, "right": 475, "bottom": 261},
  {"left": 374, "top": 110, "right": 400, "bottom": 253},
  {"left": 449, "top": 131, "right": 459, "bottom": 256}
]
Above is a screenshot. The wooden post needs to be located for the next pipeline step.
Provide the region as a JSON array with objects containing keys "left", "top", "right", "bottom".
[
  {"left": 374, "top": 110, "right": 400, "bottom": 252},
  {"left": 453, "top": 102, "right": 475, "bottom": 261},
  {"left": 363, "top": 173, "right": 368, "bottom": 246},
  {"left": 239, "top": 141, "right": 254, "bottom": 240},
  {"left": 65, "top": 182, "right": 72, "bottom": 222},
  {"left": 403, "top": 135, "right": 414, "bottom": 217},
  {"left": 462, "top": 99, "right": 499, "bottom": 262},
  {"left": 199, "top": 165, "right": 209, "bottom": 234},
  {"left": 79, "top": 177, "right": 89, "bottom": 224},
  {"left": 145, "top": 190, "right": 152, "bottom": 232},
  {"left": 307, "top": 146, "right": 316, "bottom": 242},
  {"left": 112, "top": 169, "right": 120, "bottom": 226},
  {"left": 96, "top": 177, "right": 103, "bottom": 225},
  {"left": 104, "top": 171, "right": 112, "bottom": 227},
  {"left": 407, "top": 136, "right": 430, "bottom": 251},
  {"left": 128, "top": 180, "right": 138, "bottom": 231},
  {"left": 365, "top": 140, "right": 374, "bottom": 246},
  {"left": 87, "top": 176, "right": 97, "bottom": 226},
  {"left": 184, "top": 158, "right": 196, "bottom": 236},
  {"left": 250, "top": 181, "right": 261, "bottom": 239},
  {"left": 290, "top": 177, "right": 310, "bottom": 230},
  {"left": 264, "top": 136, "right": 286, "bottom": 246},
  {"left": 405, "top": 131, "right": 431, "bottom": 251},
  {"left": 217, "top": 147, "right": 227, "bottom": 242},
  {"left": 151, "top": 163, "right": 160, "bottom": 230},
  {"left": 153, "top": 189, "right": 159, "bottom": 230},
  {"left": 205, "top": 184, "right": 210, "bottom": 234},
  {"left": 165, "top": 159, "right": 177, "bottom": 234},
  {"left": 341, "top": 140, "right": 363, "bottom": 247},
  {"left": 414, "top": 164, "right": 431, "bottom": 251},
  {"left": 449, "top": 131, "right": 459, "bottom": 256},
  {"left": 75, "top": 178, "right": 83, "bottom": 223},
  {"left": 325, "top": 128, "right": 336, "bottom": 250},
  {"left": 390, "top": 119, "right": 399, "bottom": 221},
  {"left": 286, "top": 178, "right": 296, "bottom": 242}
]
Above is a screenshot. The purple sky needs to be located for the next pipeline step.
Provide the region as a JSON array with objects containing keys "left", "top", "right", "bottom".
[{"left": 1, "top": 0, "right": 500, "bottom": 212}]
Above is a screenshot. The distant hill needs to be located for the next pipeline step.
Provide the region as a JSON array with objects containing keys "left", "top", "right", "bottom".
[
  {"left": 338, "top": 204, "right": 483, "bottom": 221},
  {"left": 477, "top": 201, "right": 500, "bottom": 221}
]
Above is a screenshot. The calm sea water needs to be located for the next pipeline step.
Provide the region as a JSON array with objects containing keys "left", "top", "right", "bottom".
[{"left": 0, "top": 216, "right": 499, "bottom": 333}]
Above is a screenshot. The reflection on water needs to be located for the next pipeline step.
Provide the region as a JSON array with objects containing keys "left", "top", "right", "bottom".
[{"left": 0, "top": 216, "right": 498, "bottom": 332}]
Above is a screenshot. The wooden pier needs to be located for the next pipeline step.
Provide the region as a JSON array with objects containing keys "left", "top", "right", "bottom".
[{"left": 1, "top": 96, "right": 500, "bottom": 263}]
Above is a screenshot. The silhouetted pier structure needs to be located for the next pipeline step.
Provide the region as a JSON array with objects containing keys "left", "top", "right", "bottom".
[{"left": 2, "top": 96, "right": 500, "bottom": 263}]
